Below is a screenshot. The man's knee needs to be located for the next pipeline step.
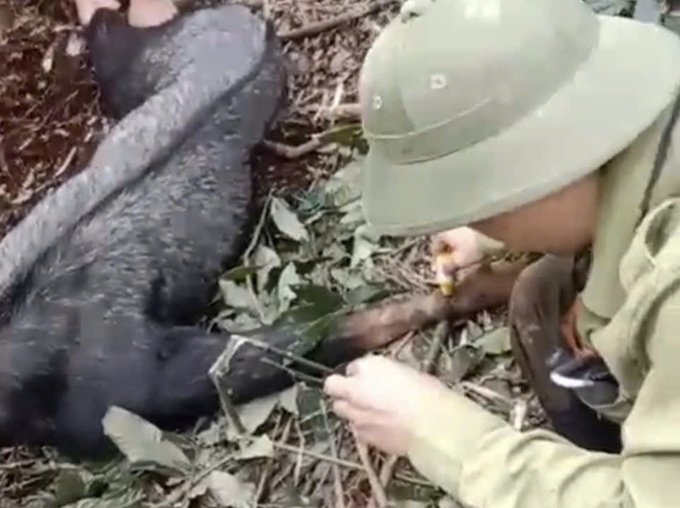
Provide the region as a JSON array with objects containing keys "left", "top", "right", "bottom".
[{"left": 509, "top": 255, "right": 575, "bottom": 322}]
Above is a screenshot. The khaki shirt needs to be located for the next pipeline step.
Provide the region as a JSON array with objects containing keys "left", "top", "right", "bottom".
[{"left": 406, "top": 103, "right": 680, "bottom": 507}]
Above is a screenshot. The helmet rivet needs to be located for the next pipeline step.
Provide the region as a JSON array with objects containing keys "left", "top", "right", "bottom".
[
  {"left": 430, "top": 74, "right": 447, "bottom": 90},
  {"left": 372, "top": 95, "right": 383, "bottom": 110}
]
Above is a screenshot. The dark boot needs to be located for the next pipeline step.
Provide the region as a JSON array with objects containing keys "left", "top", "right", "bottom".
[{"left": 508, "top": 255, "right": 622, "bottom": 454}]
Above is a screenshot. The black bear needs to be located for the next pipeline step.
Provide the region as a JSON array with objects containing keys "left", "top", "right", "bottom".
[{"left": 0, "top": 2, "right": 289, "bottom": 458}]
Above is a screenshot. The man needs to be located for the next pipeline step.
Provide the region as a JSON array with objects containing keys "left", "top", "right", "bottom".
[{"left": 324, "top": 0, "right": 680, "bottom": 505}]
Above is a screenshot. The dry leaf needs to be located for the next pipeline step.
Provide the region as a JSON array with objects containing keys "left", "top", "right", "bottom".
[
  {"left": 101, "top": 406, "right": 191, "bottom": 474},
  {"left": 270, "top": 197, "right": 308, "bottom": 242}
]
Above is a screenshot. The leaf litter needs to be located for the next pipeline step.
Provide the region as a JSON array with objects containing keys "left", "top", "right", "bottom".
[{"left": 0, "top": 0, "right": 634, "bottom": 506}]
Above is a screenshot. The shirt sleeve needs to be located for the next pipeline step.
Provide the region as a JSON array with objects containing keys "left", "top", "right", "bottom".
[{"left": 406, "top": 289, "right": 680, "bottom": 508}]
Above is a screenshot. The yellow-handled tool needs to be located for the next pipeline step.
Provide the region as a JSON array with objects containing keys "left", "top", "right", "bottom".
[{"left": 434, "top": 252, "right": 456, "bottom": 296}]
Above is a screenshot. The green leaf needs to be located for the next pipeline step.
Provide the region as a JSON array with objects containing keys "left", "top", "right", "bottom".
[
  {"left": 277, "top": 262, "right": 302, "bottom": 314},
  {"left": 278, "top": 385, "right": 299, "bottom": 416},
  {"left": 324, "top": 158, "right": 364, "bottom": 208},
  {"left": 221, "top": 265, "right": 260, "bottom": 282},
  {"left": 102, "top": 406, "right": 191, "bottom": 475},
  {"left": 295, "top": 284, "right": 345, "bottom": 313},
  {"left": 188, "top": 480, "right": 210, "bottom": 501},
  {"left": 51, "top": 471, "right": 89, "bottom": 507},
  {"left": 323, "top": 243, "right": 349, "bottom": 263},
  {"left": 346, "top": 284, "right": 391, "bottom": 306},
  {"left": 351, "top": 235, "right": 377, "bottom": 268},
  {"left": 204, "top": 471, "right": 256, "bottom": 508},
  {"left": 295, "top": 186, "right": 327, "bottom": 215},
  {"left": 219, "top": 280, "right": 258, "bottom": 312},
  {"left": 297, "top": 313, "right": 341, "bottom": 343},
  {"left": 339, "top": 200, "right": 364, "bottom": 225},
  {"left": 237, "top": 435, "right": 274, "bottom": 460},
  {"left": 227, "top": 392, "right": 280, "bottom": 440},
  {"left": 62, "top": 493, "right": 144, "bottom": 508},
  {"left": 441, "top": 345, "right": 485, "bottom": 383},
  {"left": 254, "top": 245, "right": 282, "bottom": 293},
  {"left": 197, "top": 421, "right": 223, "bottom": 447},
  {"left": 271, "top": 197, "right": 309, "bottom": 242},
  {"left": 351, "top": 224, "right": 381, "bottom": 267},
  {"left": 476, "top": 326, "right": 511, "bottom": 355},
  {"left": 330, "top": 268, "right": 364, "bottom": 290}
]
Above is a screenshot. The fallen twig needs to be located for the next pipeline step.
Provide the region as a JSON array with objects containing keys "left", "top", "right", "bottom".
[
  {"left": 54, "top": 146, "right": 77, "bottom": 178},
  {"left": 378, "top": 455, "right": 399, "bottom": 488},
  {"left": 511, "top": 399, "right": 529, "bottom": 431},
  {"left": 0, "top": 140, "right": 8, "bottom": 175},
  {"left": 423, "top": 320, "right": 449, "bottom": 375},
  {"left": 351, "top": 428, "right": 388, "bottom": 508},
  {"left": 301, "top": 103, "right": 361, "bottom": 122},
  {"left": 459, "top": 381, "right": 513, "bottom": 413},
  {"left": 322, "top": 401, "right": 347, "bottom": 508},
  {"left": 279, "top": 0, "right": 398, "bottom": 40},
  {"left": 253, "top": 416, "right": 290, "bottom": 507},
  {"left": 260, "top": 357, "right": 325, "bottom": 387},
  {"left": 272, "top": 441, "right": 363, "bottom": 470},
  {"left": 234, "top": 334, "right": 335, "bottom": 375},
  {"left": 263, "top": 138, "right": 323, "bottom": 159},
  {"left": 243, "top": 192, "right": 273, "bottom": 322}
]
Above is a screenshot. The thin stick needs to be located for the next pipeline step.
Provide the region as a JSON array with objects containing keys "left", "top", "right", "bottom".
[
  {"left": 392, "top": 472, "right": 434, "bottom": 487},
  {"left": 152, "top": 451, "right": 235, "bottom": 508},
  {"left": 351, "top": 428, "right": 389, "bottom": 508},
  {"left": 378, "top": 455, "right": 398, "bottom": 487},
  {"left": 293, "top": 416, "right": 306, "bottom": 485},
  {"left": 54, "top": 146, "right": 77, "bottom": 178},
  {"left": 279, "top": 0, "right": 398, "bottom": 40},
  {"left": 423, "top": 321, "right": 449, "bottom": 374},
  {"left": 0, "top": 139, "right": 8, "bottom": 175},
  {"left": 260, "top": 357, "right": 324, "bottom": 387},
  {"left": 263, "top": 138, "right": 323, "bottom": 159},
  {"left": 459, "top": 381, "right": 513, "bottom": 410},
  {"left": 511, "top": 399, "right": 528, "bottom": 431},
  {"left": 234, "top": 334, "right": 334, "bottom": 375},
  {"left": 243, "top": 192, "right": 272, "bottom": 322},
  {"left": 253, "top": 417, "right": 291, "bottom": 507},
  {"left": 300, "top": 103, "right": 361, "bottom": 122},
  {"left": 322, "top": 401, "right": 347, "bottom": 508},
  {"left": 272, "top": 441, "right": 363, "bottom": 470}
]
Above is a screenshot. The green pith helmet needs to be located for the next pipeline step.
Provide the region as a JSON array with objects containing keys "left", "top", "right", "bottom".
[{"left": 358, "top": 0, "right": 680, "bottom": 237}]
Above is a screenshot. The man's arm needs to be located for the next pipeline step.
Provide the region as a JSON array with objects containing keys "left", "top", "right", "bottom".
[{"left": 407, "top": 291, "right": 680, "bottom": 508}]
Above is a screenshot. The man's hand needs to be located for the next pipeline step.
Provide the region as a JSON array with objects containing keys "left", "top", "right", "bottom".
[
  {"left": 431, "top": 227, "right": 486, "bottom": 287},
  {"left": 128, "top": 0, "right": 178, "bottom": 27},
  {"left": 74, "top": 0, "right": 122, "bottom": 26},
  {"left": 323, "top": 355, "right": 449, "bottom": 455},
  {"left": 560, "top": 298, "right": 597, "bottom": 358}
]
